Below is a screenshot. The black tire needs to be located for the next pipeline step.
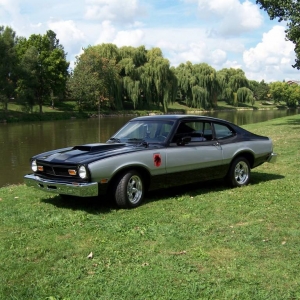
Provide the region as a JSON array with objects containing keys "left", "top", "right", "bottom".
[
  {"left": 114, "top": 170, "right": 144, "bottom": 208},
  {"left": 226, "top": 157, "right": 250, "bottom": 187}
]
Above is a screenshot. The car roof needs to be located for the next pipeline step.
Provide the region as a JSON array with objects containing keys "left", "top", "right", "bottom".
[{"left": 132, "top": 114, "right": 231, "bottom": 123}]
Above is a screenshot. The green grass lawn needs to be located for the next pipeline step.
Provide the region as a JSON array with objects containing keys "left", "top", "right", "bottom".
[{"left": 1, "top": 114, "right": 300, "bottom": 299}]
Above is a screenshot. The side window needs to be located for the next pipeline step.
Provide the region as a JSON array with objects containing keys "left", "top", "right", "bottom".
[
  {"left": 203, "top": 122, "right": 213, "bottom": 140},
  {"left": 172, "top": 121, "right": 212, "bottom": 143},
  {"left": 214, "top": 123, "right": 234, "bottom": 139}
]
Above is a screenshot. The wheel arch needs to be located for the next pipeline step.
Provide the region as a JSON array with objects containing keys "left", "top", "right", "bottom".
[
  {"left": 231, "top": 151, "right": 255, "bottom": 168},
  {"left": 108, "top": 165, "right": 151, "bottom": 192}
]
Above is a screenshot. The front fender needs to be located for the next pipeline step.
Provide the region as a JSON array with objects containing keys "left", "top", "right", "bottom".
[{"left": 88, "top": 150, "right": 167, "bottom": 183}]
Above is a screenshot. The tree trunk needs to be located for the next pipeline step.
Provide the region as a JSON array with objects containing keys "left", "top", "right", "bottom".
[
  {"left": 162, "top": 99, "right": 168, "bottom": 113},
  {"left": 4, "top": 99, "right": 8, "bottom": 113},
  {"left": 38, "top": 96, "right": 43, "bottom": 113}
]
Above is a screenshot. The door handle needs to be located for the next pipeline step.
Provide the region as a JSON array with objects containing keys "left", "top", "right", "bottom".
[{"left": 213, "top": 142, "right": 222, "bottom": 149}]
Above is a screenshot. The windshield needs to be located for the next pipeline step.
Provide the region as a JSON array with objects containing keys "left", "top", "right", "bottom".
[{"left": 109, "top": 120, "right": 174, "bottom": 143}]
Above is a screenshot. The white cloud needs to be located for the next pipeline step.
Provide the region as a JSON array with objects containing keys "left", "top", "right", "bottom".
[
  {"left": 145, "top": 27, "right": 207, "bottom": 49},
  {"left": 0, "top": 0, "right": 35, "bottom": 36},
  {"left": 164, "top": 41, "right": 228, "bottom": 68},
  {"left": 239, "top": 1, "right": 263, "bottom": 30},
  {"left": 243, "top": 25, "right": 297, "bottom": 81},
  {"left": 211, "top": 49, "right": 227, "bottom": 65},
  {"left": 178, "top": 42, "right": 208, "bottom": 63},
  {"left": 186, "top": 0, "right": 263, "bottom": 36},
  {"left": 92, "top": 21, "right": 144, "bottom": 49},
  {"left": 243, "top": 25, "right": 294, "bottom": 72},
  {"left": 0, "top": 0, "right": 20, "bottom": 18},
  {"left": 140, "top": 28, "right": 244, "bottom": 69},
  {"left": 113, "top": 29, "right": 144, "bottom": 47},
  {"left": 94, "top": 21, "right": 117, "bottom": 44},
  {"left": 84, "top": 0, "right": 145, "bottom": 24},
  {"left": 0, "top": 0, "right": 298, "bottom": 82},
  {"left": 222, "top": 60, "right": 242, "bottom": 69},
  {"left": 47, "top": 19, "right": 87, "bottom": 68},
  {"left": 48, "top": 19, "right": 86, "bottom": 48}
]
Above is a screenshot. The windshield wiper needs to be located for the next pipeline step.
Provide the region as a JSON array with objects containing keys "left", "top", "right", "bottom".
[
  {"left": 108, "top": 137, "right": 121, "bottom": 143},
  {"left": 127, "top": 138, "right": 143, "bottom": 141},
  {"left": 127, "top": 138, "right": 149, "bottom": 148}
]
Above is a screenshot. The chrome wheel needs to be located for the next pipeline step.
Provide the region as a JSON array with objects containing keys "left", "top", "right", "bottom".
[
  {"left": 114, "top": 170, "right": 145, "bottom": 208},
  {"left": 226, "top": 157, "right": 251, "bottom": 187},
  {"left": 127, "top": 175, "right": 143, "bottom": 205},
  {"left": 234, "top": 161, "right": 249, "bottom": 185}
]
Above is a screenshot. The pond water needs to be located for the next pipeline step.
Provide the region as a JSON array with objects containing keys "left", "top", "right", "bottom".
[{"left": 0, "top": 109, "right": 299, "bottom": 188}]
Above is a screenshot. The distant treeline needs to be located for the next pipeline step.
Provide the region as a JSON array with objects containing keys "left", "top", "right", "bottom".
[{"left": 1, "top": 26, "right": 299, "bottom": 114}]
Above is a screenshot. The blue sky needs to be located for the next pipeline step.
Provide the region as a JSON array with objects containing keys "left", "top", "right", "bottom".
[{"left": 1, "top": 0, "right": 299, "bottom": 82}]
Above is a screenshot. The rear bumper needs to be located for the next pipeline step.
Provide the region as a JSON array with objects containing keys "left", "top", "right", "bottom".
[
  {"left": 24, "top": 174, "right": 99, "bottom": 197},
  {"left": 267, "top": 152, "right": 277, "bottom": 163}
]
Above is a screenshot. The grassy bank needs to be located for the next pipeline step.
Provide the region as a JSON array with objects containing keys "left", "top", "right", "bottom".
[
  {"left": 0, "top": 102, "right": 88, "bottom": 123},
  {"left": 0, "top": 102, "right": 164, "bottom": 123},
  {"left": 0, "top": 100, "right": 281, "bottom": 123},
  {"left": 1, "top": 114, "right": 300, "bottom": 299}
]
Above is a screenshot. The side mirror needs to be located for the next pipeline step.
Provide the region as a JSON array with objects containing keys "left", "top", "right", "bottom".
[{"left": 177, "top": 136, "right": 191, "bottom": 146}]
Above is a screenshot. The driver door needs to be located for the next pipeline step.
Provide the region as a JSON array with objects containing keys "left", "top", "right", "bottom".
[{"left": 165, "top": 120, "right": 224, "bottom": 183}]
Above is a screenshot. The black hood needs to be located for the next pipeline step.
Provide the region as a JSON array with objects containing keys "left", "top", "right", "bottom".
[{"left": 34, "top": 143, "right": 149, "bottom": 165}]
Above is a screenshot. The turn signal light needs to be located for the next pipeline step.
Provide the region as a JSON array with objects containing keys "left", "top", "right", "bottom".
[
  {"left": 68, "top": 169, "right": 77, "bottom": 176},
  {"left": 38, "top": 166, "right": 44, "bottom": 171}
]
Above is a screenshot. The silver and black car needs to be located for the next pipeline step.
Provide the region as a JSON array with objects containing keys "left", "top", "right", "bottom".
[{"left": 24, "top": 115, "right": 277, "bottom": 208}]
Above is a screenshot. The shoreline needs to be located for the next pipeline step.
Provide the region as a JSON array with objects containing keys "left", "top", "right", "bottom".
[{"left": 1, "top": 105, "right": 298, "bottom": 124}]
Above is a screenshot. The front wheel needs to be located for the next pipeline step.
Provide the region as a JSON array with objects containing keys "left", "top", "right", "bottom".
[
  {"left": 226, "top": 157, "right": 250, "bottom": 187},
  {"left": 114, "top": 170, "right": 144, "bottom": 208}
]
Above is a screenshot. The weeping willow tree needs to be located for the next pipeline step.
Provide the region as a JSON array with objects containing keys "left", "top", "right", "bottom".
[
  {"left": 217, "top": 68, "right": 250, "bottom": 105},
  {"left": 237, "top": 87, "right": 255, "bottom": 106},
  {"left": 175, "top": 61, "right": 193, "bottom": 104},
  {"left": 222, "top": 87, "right": 235, "bottom": 105},
  {"left": 119, "top": 45, "right": 147, "bottom": 68},
  {"left": 117, "top": 46, "right": 147, "bottom": 109},
  {"left": 73, "top": 44, "right": 177, "bottom": 112},
  {"left": 138, "top": 48, "right": 177, "bottom": 112},
  {"left": 175, "top": 62, "right": 220, "bottom": 109},
  {"left": 191, "top": 86, "right": 209, "bottom": 108},
  {"left": 90, "top": 45, "right": 178, "bottom": 112},
  {"left": 92, "top": 43, "right": 120, "bottom": 61}
]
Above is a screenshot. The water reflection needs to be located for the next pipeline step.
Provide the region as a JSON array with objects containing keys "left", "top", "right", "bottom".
[
  {"left": 0, "top": 109, "right": 299, "bottom": 187},
  {"left": 204, "top": 109, "right": 299, "bottom": 125}
]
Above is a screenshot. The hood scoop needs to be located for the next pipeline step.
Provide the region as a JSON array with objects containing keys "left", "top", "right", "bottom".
[{"left": 72, "top": 143, "right": 125, "bottom": 152}]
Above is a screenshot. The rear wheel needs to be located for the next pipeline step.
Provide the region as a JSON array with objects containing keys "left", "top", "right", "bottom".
[
  {"left": 114, "top": 170, "right": 144, "bottom": 208},
  {"left": 227, "top": 157, "right": 250, "bottom": 187}
]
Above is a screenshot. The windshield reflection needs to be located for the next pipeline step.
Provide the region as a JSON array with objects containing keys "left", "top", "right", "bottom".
[{"left": 108, "top": 120, "right": 174, "bottom": 144}]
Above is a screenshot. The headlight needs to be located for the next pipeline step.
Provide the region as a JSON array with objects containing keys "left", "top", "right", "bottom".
[
  {"left": 78, "top": 165, "right": 87, "bottom": 179},
  {"left": 31, "top": 160, "right": 37, "bottom": 172}
]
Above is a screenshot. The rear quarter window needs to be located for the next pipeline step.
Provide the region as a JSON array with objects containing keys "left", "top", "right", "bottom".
[{"left": 214, "top": 123, "right": 235, "bottom": 139}]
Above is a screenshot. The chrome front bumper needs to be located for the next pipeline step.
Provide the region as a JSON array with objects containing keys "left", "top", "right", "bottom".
[
  {"left": 267, "top": 152, "right": 277, "bottom": 163},
  {"left": 24, "top": 174, "right": 98, "bottom": 197}
]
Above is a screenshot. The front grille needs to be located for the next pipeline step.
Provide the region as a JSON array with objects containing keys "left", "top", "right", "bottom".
[
  {"left": 43, "top": 165, "right": 55, "bottom": 175},
  {"left": 52, "top": 166, "right": 72, "bottom": 176},
  {"left": 36, "top": 161, "right": 79, "bottom": 179}
]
